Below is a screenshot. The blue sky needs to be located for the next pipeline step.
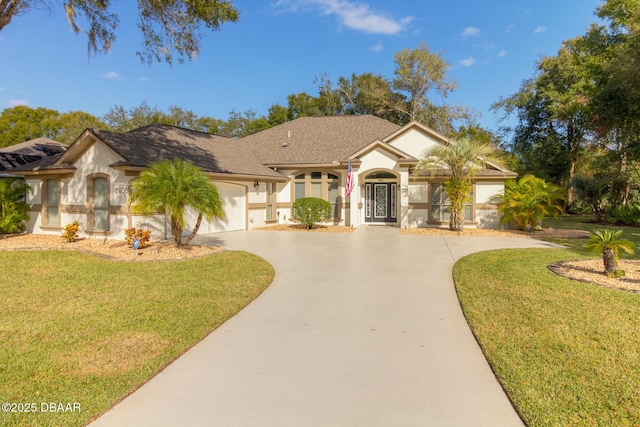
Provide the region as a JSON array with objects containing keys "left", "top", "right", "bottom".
[{"left": 0, "top": 0, "right": 603, "bottom": 132}]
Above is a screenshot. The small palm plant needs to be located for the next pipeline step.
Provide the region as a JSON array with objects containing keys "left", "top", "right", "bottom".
[{"left": 585, "top": 229, "right": 635, "bottom": 277}]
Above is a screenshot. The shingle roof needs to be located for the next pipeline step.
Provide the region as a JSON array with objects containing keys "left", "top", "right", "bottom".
[
  {"left": 0, "top": 138, "right": 67, "bottom": 171},
  {"left": 93, "top": 125, "right": 283, "bottom": 178},
  {"left": 0, "top": 138, "right": 67, "bottom": 155},
  {"left": 241, "top": 115, "right": 402, "bottom": 165}
]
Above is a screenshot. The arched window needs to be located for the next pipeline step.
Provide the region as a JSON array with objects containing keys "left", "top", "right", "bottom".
[
  {"left": 365, "top": 171, "right": 396, "bottom": 179},
  {"left": 87, "top": 174, "right": 110, "bottom": 232}
]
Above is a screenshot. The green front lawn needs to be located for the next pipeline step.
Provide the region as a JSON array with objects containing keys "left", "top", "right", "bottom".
[
  {"left": 454, "top": 217, "right": 640, "bottom": 425},
  {"left": 0, "top": 250, "right": 273, "bottom": 427},
  {"left": 543, "top": 215, "right": 640, "bottom": 257}
]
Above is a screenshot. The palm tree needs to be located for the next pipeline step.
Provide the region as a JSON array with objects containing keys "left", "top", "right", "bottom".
[
  {"left": 0, "top": 178, "right": 31, "bottom": 235},
  {"left": 498, "top": 174, "right": 565, "bottom": 231},
  {"left": 415, "top": 137, "right": 505, "bottom": 231},
  {"left": 585, "top": 229, "right": 634, "bottom": 277},
  {"left": 128, "top": 159, "right": 225, "bottom": 248}
]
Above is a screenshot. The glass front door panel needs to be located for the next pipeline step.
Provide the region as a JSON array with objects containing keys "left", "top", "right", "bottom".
[
  {"left": 374, "top": 184, "right": 387, "bottom": 218},
  {"left": 365, "top": 181, "right": 397, "bottom": 223}
]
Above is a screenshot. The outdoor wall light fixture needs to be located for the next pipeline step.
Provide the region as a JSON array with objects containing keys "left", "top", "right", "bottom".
[{"left": 254, "top": 180, "right": 260, "bottom": 190}]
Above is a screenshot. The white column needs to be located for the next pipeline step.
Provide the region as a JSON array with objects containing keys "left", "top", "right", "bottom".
[{"left": 400, "top": 169, "right": 409, "bottom": 228}]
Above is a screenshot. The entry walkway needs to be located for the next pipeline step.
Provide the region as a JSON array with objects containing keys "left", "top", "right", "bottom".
[{"left": 90, "top": 227, "right": 559, "bottom": 426}]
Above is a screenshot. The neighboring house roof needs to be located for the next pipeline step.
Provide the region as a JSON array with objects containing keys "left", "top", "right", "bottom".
[
  {"left": 0, "top": 138, "right": 67, "bottom": 172},
  {"left": 242, "top": 115, "right": 402, "bottom": 166}
]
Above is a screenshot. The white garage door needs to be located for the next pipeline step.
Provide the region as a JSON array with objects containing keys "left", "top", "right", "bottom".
[
  {"left": 215, "top": 182, "right": 246, "bottom": 232},
  {"left": 185, "top": 181, "right": 246, "bottom": 234}
]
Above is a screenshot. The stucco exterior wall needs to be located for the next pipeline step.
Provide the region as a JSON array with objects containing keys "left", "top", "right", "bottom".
[
  {"left": 475, "top": 182, "right": 504, "bottom": 204},
  {"left": 388, "top": 128, "right": 440, "bottom": 159},
  {"left": 276, "top": 180, "right": 292, "bottom": 224},
  {"left": 352, "top": 148, "right": 410, "bottom": 228},
  {"left": 474, "top": 182, "right": 504, "bottom": 228},
  {"left": 25, "top": 178, "right": 42, "bottom": 234},
  {"left": 406, "top": 183, "right": 429, "bottom": 228}
]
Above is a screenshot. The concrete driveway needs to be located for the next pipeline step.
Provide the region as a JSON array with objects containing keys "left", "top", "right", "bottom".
[{"left": 90, "top": 227, "right": 558, "bottom": 427}]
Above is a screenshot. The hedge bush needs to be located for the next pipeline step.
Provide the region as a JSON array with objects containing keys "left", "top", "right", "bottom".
[{"left": 292, "top": 197, "right": 332, "bottom": 229}]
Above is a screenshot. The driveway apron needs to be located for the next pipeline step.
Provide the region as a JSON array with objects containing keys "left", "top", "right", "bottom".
[{"left": 90, "top": 227, "right": 559, "bottom": 427}]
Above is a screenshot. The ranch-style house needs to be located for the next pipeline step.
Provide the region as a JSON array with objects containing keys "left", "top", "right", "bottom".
[{"left": 10, "top": 115, "right": 516, "bottom": 239}]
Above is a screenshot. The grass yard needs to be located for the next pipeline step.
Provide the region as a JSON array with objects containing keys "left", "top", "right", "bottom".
[
  {"left": 543, "top": 215, "right": 640, "bottom": 257},
  {"left": 0, "top": 250, "right": 274, "bottom": 427},
  {"left": 454, "top": 217, "right": 640, "bottom": 426}
]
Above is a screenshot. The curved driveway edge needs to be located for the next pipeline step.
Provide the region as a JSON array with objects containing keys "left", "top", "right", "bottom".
[{"left": 90, "top": 227, "right": 560, "bottom": 427}]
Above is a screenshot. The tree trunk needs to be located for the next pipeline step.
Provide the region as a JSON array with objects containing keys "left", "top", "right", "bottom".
[
  {"left": 449, "top": 207, "right": 463, "bottom": 232},
  {"left": 171, "top": 217, "right": 182, "bottom": 248},
  {"left": 184, "top": 213, "right": 203, "bottom": 246},
  {"left": 603, "top": 247, "right": 618, "bottom": 276}
]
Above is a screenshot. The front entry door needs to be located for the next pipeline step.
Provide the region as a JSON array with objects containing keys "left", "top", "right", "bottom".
[{"left": 365, "top": 183, "right": 397, "bottom": 223}]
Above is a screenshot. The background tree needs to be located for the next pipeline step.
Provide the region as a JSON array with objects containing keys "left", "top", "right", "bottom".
[
  {"left": 416, "top": 137, "right": 504, "bottom": 231},
  {"left": 492, "top": 42, "right": 593, "bottom": 200},
  {"left": 103, "top": 101, "right": 168, "bottom": 132},
  {"left": 0, "top": 106, "right": 62, "bottom": 147},
  {"left": 57, "top": 111, "right": 107, "bottom": 144},
  {"left": 0, "top": 0, "right": 239, "bottom": 64},
  {"left": 221, "top": 108, "right": 270, "bottom": 138},
  {"left": 266, "top": 104, "right": 289, "bottom": 127},
  {"left": 128, "top": 159, "right": 224, "bottom": 248},
  {"left": 0, "top": 106, "right": 105, "bottom": 146},
  {"left": 572, "top": 175, "right": 609, "bottom": 222},
  {"left": 337, "top": 72, "right": 404, "bottom": 124},
  {"left": 492, "top": 0, "right": 640, "bottom": 216},
  {"left": 103, "top": 102, "right": 224, "bottom": 134},
  {"left": 392, "top": 42, "right": 469, "bottom": 133}
]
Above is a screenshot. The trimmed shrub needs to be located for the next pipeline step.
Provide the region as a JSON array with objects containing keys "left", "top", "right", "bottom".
[
  {"left": 124, "top": 227, "right": 152, "bottom": 249},
  {"left": 61, "top": 221, "right": 81, "bottom": 242},
  {"left": 292, "top": 197, "right": 332, "bottom": 229}
]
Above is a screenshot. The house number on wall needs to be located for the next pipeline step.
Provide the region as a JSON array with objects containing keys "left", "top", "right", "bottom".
[{"left": 114, "top": 184, "right": 131, "bottom": 194}]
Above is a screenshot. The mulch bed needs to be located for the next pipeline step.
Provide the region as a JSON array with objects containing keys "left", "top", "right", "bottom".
[{"left": 0, "top": 234, "right": 223, "bottom": 262}]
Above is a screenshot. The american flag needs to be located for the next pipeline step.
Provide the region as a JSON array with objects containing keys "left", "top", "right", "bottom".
[{"left": 346, "top": 159, "right": 354, "bottom": 197}]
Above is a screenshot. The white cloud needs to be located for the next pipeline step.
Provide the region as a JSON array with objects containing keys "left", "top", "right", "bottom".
[
  {"left": 0, "top": 87, "right": 6, "bottom": 92},
  {"left": 533, "top": 26, "right": 547, "bottom": 33},
  {"left": 505, "top": 24, "right": 515, "bottom": 34},
  {"left": 497, "top": 50, "right": 507, "bottom": 57},
  {"left": 370, "top": 43, "right": 383, "bottom": 52},
  {"left": 459, "top": 57, "right": 476, "bottom": 67},
  {"left": 461, "top": 26, "right": 480, "bottom": 38},
  {"left": 138, "top": 77, "right": 150, "bottom": 82},
  {"left": 8, "top": 99, "right": 28, "bottom": 107},
  {"left": 276, "top": 0, "right": 411, "bottom": 35},
  {"left": 100, "top": 71, "right": 123, "bottom": 80}
]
